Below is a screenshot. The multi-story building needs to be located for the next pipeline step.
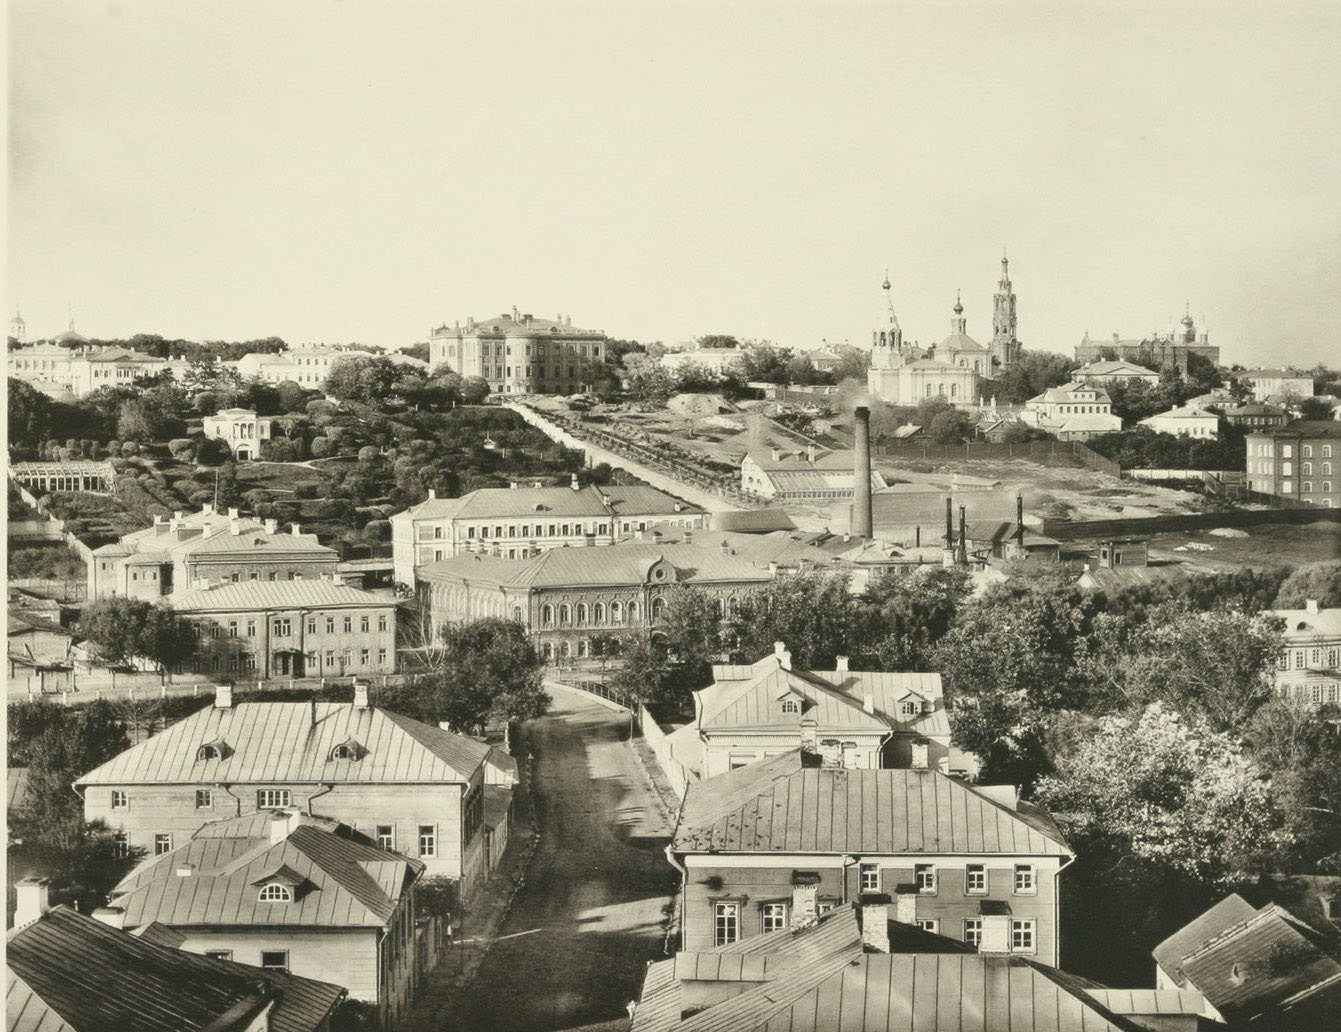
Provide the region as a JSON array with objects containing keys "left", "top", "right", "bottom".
[
  {"left": 96, "top": 810, "right": 421, "bottom": 1030},
  {"left": 669, "top": 749, "right": 1073, "bottom": 961},
  {"left": 690, "top": 642, "right": 961, "bottom": 778},
  {"left": 1075, "top": 310, "right": 1219, "bottom": 372},
  {"left": 229, "top": 344, "right": 426, "bottom": 389},
  {"left": 660, "top": 344, "right": 748, "bottom": 378},
  {"left": 1224, "top": 402, "right": 1289, "bottom": 430},
  {"left": 10, "top": 897, "right": 346, "bottom": 1032},
  {"left": 1239, "top": 368, "right": 1315, "bottom": 402},
  {"left": 740, "top": 445, "right": 886, "bottom": 502},
  {"left": 1022, "top": 381, "right": 1123, "bottom": 440},
  {"left": 428, "top": 309, "right": 606, "bottom": 396},
  {"left": 76, "top": 685, "right": 496, "bottom": 889},
  {"left": 201, "top": 407, "right": 273, "bottom": 460},
  {"left": 172, "top": 579, "right": 397, "bottom": 679},
  {"left": 1139, "top": 403, "right": 1220, "bottom": 439},
  {"left": 6, "top": 342, "right": 168, "bottom": 398},
  {"left": 390, "top": 480, "right": 707, "bottom": 587},
  {"left": 90, "top": 506, "right": 338, "bottom": 601},
  {"left": 1245, "top": 420, "right": 1341, "bottom": 506},
  {"left": 1071, "top": 358, "right": 1161, "bottom": 387},
  {"left": 1268, "top": 599, "right": 1340, "bottom": 707},
  {"left": 417, "top": 539, "right": 780, "bottom": 661}
]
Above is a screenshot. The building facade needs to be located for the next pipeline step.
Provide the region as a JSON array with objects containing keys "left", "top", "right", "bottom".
[
  {"left": 417, "top": 540, "right": 779, "bottom": 661},
  {"left": 1075, "top": 311, "right": 1219, "bottom": 372},
  {"left": 1071, "top": 359, "right": 1161, "bottom": 387},
  {"left": 1245, "top": 421, "right": 1341, "bottom": 506},
  {"left": 1269, "top": 600, "right": 1340, "bottom": 707},
  {"left": 229, "top": 345, "right": 426, "bottom": 389},
  {"left": 390, "top": 482, "right": 707, "bottom": 587},
  {"left": 76, "top": 689, "right": 494, "bottom": 889},
  {"left": 1022, "top": 382, "right": 1123, "bottom": 440},
  {"left": 7, "top": 343, "right": 169, "bottom": 398},
  {"left": 1139, "top": 403, "right": 1220, "bottom": 439},
  {"left": 1224, "top": 402, "right": 1289, "bottom": 430},
  {"left": 171, "top": 579, "right": 397, "bottom": 679},
  {"left": 670, "top": 750, "right": 1073, "bottom": 962},
  {"left": 1239, "top": 368, "right": 1315, "bottom": 402},
  {"left": 201, "top": 407, "right": 273, "bottom": 460},
  {"left": 9, "top": 460, "right": 118, "bottom": 495},
  {"left": 740, "top": 446, "right": 886, "bottom": 502},
  {"left": 96, "top": 811, "right": 421, "bottom": 1030},
  {"left": 428, "top": 309, "right": 606, "bottom": 396},
  {"left": 866, "top": 276, "right": 985, "bottom": 409}
]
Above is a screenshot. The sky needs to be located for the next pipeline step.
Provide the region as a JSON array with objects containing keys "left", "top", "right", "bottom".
[{"left": 8, "top": 1, "right": 1341, "bottom": 366}]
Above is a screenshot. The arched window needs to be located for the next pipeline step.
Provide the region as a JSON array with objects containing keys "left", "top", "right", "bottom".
[
  {"left": 611, "top": 601, "right": 622, "bottom": 624},
  {"left": 559, "top": 640, "right": 571, "bottom": 658},
  {"left": 593, "top": 602, "right": 605, "bottom": 624},
  {"left": 258, "top": 883, "right": 292, "bottom": 903},
  {"left": 198, "top": 745, "right": 222, "bottom": 761},
  {"left": 576, "top": 603, "right": 588, "bottom": 624},
  {"left": 716, "top": 598, "right": 726, "bottom": 618},
  {"left": 578, "top": 639, "right": 589, "bottom": 658},
  {"left": 542, "top": 641, "right": 553, "bottom": 659},
  {"left": 950, "top": 383, "right": 958, "bottom": 399},
  {"left": 628, "top": 601, "right": 640, "bottom": 622},
  {"left": 541, "top": 604, "right": 554, "bottom": 627},
  {"left": 329, "top": 740, "right": 365, "bottom": 761},
  {"left": 652, "top": 597, "right": 666, "bottom": 621},
  {"left": 560, "top": 604, "right": 572, "bottom": 625},
  {"left": 512, "top": 606, "right": 523, "bottom": 623}
]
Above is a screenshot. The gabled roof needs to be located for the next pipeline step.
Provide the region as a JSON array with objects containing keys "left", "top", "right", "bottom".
[
  {"left": 745, "top": 447, "right": 859, "bottom": 472},
  {"left": 75, "top": 701, "right": 490, "bottom": 786},
  {"left": 7, "top": 611, "right": 73, "bottom": 638},
  {"left": 1271, "top": 605, "right": 1341, "bottom": 640},
  {"left": 6, "top": 905, "right": 344, "bottom": 1032},
  {"left": 394, "top": 483, "right": 701, "bottom": 522},
  {"left": 1140, "top": 403, "right": 1219, "bottom": 422},
  {"left": 1154, "top": 896, "right": 1341, "bottom": 1024},
  {"left": 672, "top": 750, "right": 1071, "bottom": 856},
  {"left": 1027, "top": 381, "right": 1112, "bottom": 405},
  {"left": 1074, "top": 360, "right": 1160, "bottom": 377},
  {"left": 109, "top": 818, "right": 422, "bottom": 930},
  {"left": 708, "top": 509, "right": 797, "bottom": 534},
  {"left": 182, "top": 527, "right": 333, "bottom": 556},
  {"left": 167, "top": 580, "right": 392, "bottom": 612}
]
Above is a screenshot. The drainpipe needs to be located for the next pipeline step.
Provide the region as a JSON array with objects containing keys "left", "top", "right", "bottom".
[
  {"left": 219, "top": 783, "right": 243, "bottom": 816},
  {"left": 1055, "top": 852, "right": 1076, "bottom": 967},
  {"left": 307, "top": 782, "right": 335, "bottom": 817},
  {"left": 840, "top": 854, "right": 859, "bottom": 904},
  {"left": 663, "top": 845, "right": 687, "bottom": 950}
]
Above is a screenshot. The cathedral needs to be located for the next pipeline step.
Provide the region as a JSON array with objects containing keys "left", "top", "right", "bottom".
[{"left": 867, "top": 255, "right": 1021, "bottom": 409}]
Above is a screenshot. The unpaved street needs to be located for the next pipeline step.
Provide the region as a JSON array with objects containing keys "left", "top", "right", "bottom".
[{"left": 440, "top": 687, "right": 678, "bottom": 1032}]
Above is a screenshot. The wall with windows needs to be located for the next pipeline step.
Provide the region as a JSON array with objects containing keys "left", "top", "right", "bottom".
[
  {"left": 184, "top": 603, "right": 397, "bottom": 679},
  {"left": 177, "top": 928, "right": 381, "bottom": 1002},
  {"left": 680, "top": 854, "right": 1062, "bottom": 964}
]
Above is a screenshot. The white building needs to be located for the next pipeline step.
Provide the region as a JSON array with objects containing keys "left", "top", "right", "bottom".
[
  {"left": 1072, "top": 359, "right": 1161, "bottom": 386},
  {"left": 229, "top": 345, "right": 426, "bottom": 389},
  {"left": 1240, "top": 368, "right": 1315, "bottom": 402},
  {"left": 1139, "top": 403, "right": 1220, "bottom": 439},
  {"left": 1022, "top": 382, "right": 1123, "bottom": 441},
  {"left": 428, "top": 309, "right": 605, "bottom": 396},
  {"left": 7, "top": 342, "right": 170, "bottom": 399},
  {"left": 201, "top": 408, "right": 273, "bottom": 460},
  {"left": 660, "top": 347, "right": 746, "bottom": 378},
  {"left": 1269, "top": 600, "right": 1340, "bottom": 707}
]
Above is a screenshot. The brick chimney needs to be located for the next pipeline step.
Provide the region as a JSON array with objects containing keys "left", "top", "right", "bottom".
[
  {"left": 852, "top": 406, "right": 873, "bottom": 538},
  {"left": 791, "top": 872, "right": 820, "bottom": 927},
  {"left": 291, "top": 523, "right": 302, "bottom": 536},
  {"left": 353, "top": 680, "right": 370, "bottom": 709},
  {"left": 911, "top": 741, "right": 929, "bottom": 769},
  {"left": 229, "top": 519, "right": 242, "bottom": 536},
  {"left": 1306, "top": 598, "right": 1320, "bottom": 614},
  {"left": 800, "top": 716, "right": 818, "bottom": 753},
  {"left": 570, "top": 473, "right": 580, "bottom": 491},
  {"left": 774, "top": 641, "right": 792, "bottom": 670},
  {"left": 428, "top": 489, "right": 436, "bottom": 500},
  {"left": 268, "top": 810, "right": 300, "bottom": 844},
  {"left": 835, "top": 655, "right": 849, "bottom": 673},
  {"left": 214, "top": 683, "right": 233, "bottom": 709},
  {"left": 14, "top": 877, "right": 49, "bottom": 927},
  {"left": 859, "top": 894, "right": 891, "bottom": 953},
  {"left": 228, "top": 507, "right": 239, "bottom": 519},
  {"left": 894, "top": 890, "right": 917, "bottom": 925},
  {"left": 265, "top": 518, "right": 278, "bottom": 534}
]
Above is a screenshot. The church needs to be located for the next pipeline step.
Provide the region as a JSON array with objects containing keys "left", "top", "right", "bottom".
[{"left": 866, "top": 255, "right": 1021, "bottom": 408}]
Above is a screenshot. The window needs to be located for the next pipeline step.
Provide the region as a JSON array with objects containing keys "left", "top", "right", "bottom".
[
  {"left": 378, "top": 648, "right": 387, "bottom": 666},
  {"left": 307, "top": 618, "right": 317, "bottom": 634},
  {"left": 258, "top": 883, "right": 293, "bottom": 903},
  {"left": 204, "top": 950, "right": 233, "bottom": 961},
  {"left": 260, "top": 951, "right": 289, "bottom": 973},
  {"left": 714, "top": 902, "right": 739, "bottom": 946},
  {"left": 1303, "top": 445, "right": 1313, "bottom": 458},
  {"left": 154, "top": 834, "right": 173, "bottom": 855},
  {"left": 111, "top": 790, "right": 128, "bottom": 810},
  {"left": 761, "top": 902, "right": 788, "bottom": 933},
  {"left": 915, "top": 864, "right": 937, "bottom": 893},
  {"left": 1014, "top": 864, "right": 1036, "bottom": 894},
  {"left": 195, "top": 789, "right": 213, "bottom": 809},
  {"left": 418, "top": 824, "right": 437, "bottom": 857},
  {"left": 343, "top": 616, "right": 352, "bottom": 634},
  {"left": 227, "top": 620, "right": 238, "bottom": 637},
  {"left": 360, "top": 648, "right": 369, "bottom": 665},
  {"left": 378, "top": 614, "right": 388, "bottom": 632},
  {"left": 113, "top": 831, "right": 129, "bottom": 858},
  {"left": 1304, "top": 462, "right": 1313, "bottom": 475},
  {"left": 257, "top": 789, "right": 291, "bottom": 809},
  {"left": 781, "top": 698, "right": 800, "bottom": 714},
  {"left": 360, "top": 615, "right": 370, "bottom": 633},
  {"left": 964, "top": 918, "right": 983, "bottom": 947},
  {"left": 915, "top": 919, "right": 939, "bottom": 933},
  {"left": 326, "top": 617, "right": 335, "bottom": 634},
  {"left": 900, "top": 700, "right": 919, "bottom": 717},
  {"left": 965, "top": 864, "right": 987, "bottom": 894},
  {"left": 376, "top": 824, "right": 395, "bottom": 850},
  {"left": 860, "top": 863, "right": 880, "bottom": 892},
  {"left": 1011, "top": 919, "right": 1035, "bottom": 952},
  {"left": 246, "top": 620, "right": 256, "bottom": 637}
]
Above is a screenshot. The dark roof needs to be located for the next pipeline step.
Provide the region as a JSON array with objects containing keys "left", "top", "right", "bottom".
[
  {"left": 1153, "top": 893, "right": 1256, "bottom": 981},
  {"left": 708, "top": 509, "right": 797, "bottom": 534},
  {"left": 6, "top": 905, "right": 344, "bottom": 1032},
  {"left": 672, "top": 750, "right": 1070, "bottom": 856}
]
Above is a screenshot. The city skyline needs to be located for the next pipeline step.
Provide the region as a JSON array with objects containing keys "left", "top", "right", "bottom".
[{"left": 9, "top": 1, "right": 1340, "bottom": 365}]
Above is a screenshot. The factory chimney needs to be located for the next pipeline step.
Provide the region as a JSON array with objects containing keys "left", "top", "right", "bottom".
[
  {"left": 945, "top": 497, "right": 954, "bottom": 549},
  {"left": 1016, "top": 494, "right": 1025, "bottom": 553},
  {"left": 852, "top": 406, "right": 873, "bottom": 539},
  {"left": 958, "top": 505, "right": 969, "bottom": 565}
]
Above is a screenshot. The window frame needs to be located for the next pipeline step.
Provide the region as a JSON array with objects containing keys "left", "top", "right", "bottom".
[
  {"left": 1010, "top": 919, "right": 1036, "bottom": 953},
  {"left": 713, "top": 901, "right": 741, "bottom": 946},
  {"left": 915, "top": 863, "right": 937, "bottom": 894},
  {"left": 260, "top": 950, "right": 289, "bottom": 973},
  {"left": 111, "top": 789, "right": 128, "bottom": 810},
  {"left": 376, "top": 824, "right": 395, "bottom": 851},
  {"left": 154, "top": 833, "right": 173, "bottom": 855},
  {"left": 195, "top": 789, "right": 213, "bottom": 809},
  {"left": 256, "top": 788, "right": 292, "bottom": 809},
  {"left": 964, "top": 918, "right": 983, "bottom": 947},
  {"left": 258, "top": 883, "right": 293, "bottom": 903},
  {"left": 1013, "top": 864, "right": 1036, "bottom": 895},
  {"left": 418, "top": 823, "right": 437, "bottom": 858},
  {"left": 859, "top": 862, "right": 880, "bottom": 892},
  {"left": 965, "top": 863, "right": 987, "bottom": 895},
  {"left": 760, "top": 900, "right": 788, "bottom": 933}
]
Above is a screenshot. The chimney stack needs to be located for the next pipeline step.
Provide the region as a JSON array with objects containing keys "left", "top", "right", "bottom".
[
  {"left": 570, "top": 473, "right": 580, "bottom": 491},
  {"left": 957, "top": 505, "right": 968, "bottom": 565},
  {"left": 1306, "top": 598, "right": 1320, "bottom": 614},
  {"left": 945, "top": 497, "right": 954, "bottom": 549},
  {"left": 428, "top": 489, "right": 436, "bottom": 500},
  {"left": 268, "top": 810, "right": 298, "bottom": 844},
  {"left": 353, "top": 680, "right": 370, "bottom": 709},
  {"left": 860, "top": 894, "right": 891, "bottom": 953},
  {"left": 1016, "top": 494, "right": 1025, "bottom": 552},
  {"left": 911, "top": 741, "right": 929, "bottom": 769},
  {"left": 800, "top": 716, "right": 817, "bottom": 752},
  {"left": 774, "top": 641, "right": 792, "bottom": 670},
  {"left": 14, "top": 877, "right": 50, "bottom": 927},
  {"left": 835, "top": 655, "right": 849, "bottom": 673},
  {"left": 265, "top": 518, "right": 278, "bottom": 534},
  {"left": 852, "top": 406, "right": 873, "bottom": 539},
  {"left": 895, "top": 890, "right": 917, "bottom": 925},
  {"left": 228, "top": 507, "right": 239, "bottom": 519},
  {"left": 806, "top": 443, "right": 816, "bottom": 463},
  {"left": 214, "top": 683, "right": 233, "bottom": 709},
  {"left": 979, "top": 914, "right": 1011, "bottom": 954},
  {"left": 230, "top": 519, "right": 242, "bottom": 536},
  {"left": 791, "top": 873, "right": 820, "bottom": 927},
  {"left": 291, "top": 523, "right": 301, "bottom": 536}
]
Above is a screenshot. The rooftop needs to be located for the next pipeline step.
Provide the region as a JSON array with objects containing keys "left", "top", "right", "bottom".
[
  {"left": 672, "top": 749, "right": 1070, "bottom": 856},
  {"left": 7, "top": 905, "right": 344, "bottom": 1032},
  {"left": 167, "top": 580, "right": 393, "bottom": 611},
  {"left": 1073, "top": 360, "right": 1160, "bottom": 377},
  {"left": 1027, "top": 381, "right": 1113, "bottom": 405},
  {"left": 396, "top": 483, "right": 702, "bottom": 521},
  {"left": 75, "top": 699, "right": 490, "bottom": 786},
  {"left": 1272, "top": 604, "right": 1341, "bottom": 640}
]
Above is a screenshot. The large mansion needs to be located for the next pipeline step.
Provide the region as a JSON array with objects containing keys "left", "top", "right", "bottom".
[{"left": 428, "top": 309, "right": 606, "bottom": 396}]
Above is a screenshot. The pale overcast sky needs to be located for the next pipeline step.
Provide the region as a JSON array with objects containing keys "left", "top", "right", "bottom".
[{"left": 8, "top": 1, "right": 1341, "bottom": 366}]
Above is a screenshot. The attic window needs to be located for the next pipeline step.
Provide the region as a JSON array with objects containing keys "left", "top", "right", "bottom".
[
  {"left": 329, "top": 739, "right": 366, "bottom": 761},
  {"left": 1229, "top": 963, "right": 1244, "bottom": 985},
  {"left": 258, "top": 883, "right": 293, "bottom": 903},
  {"left": 197, "top": 740, "right": 231, "bottom": 761},
  {"left": 781, "top": 699, "right": 800, "bottom": 715},
  {"left": 1323, "top": 896, "right": 1337, "bottom": 921},
  {"left": 900, "top": 701, "right": 919, "bottom": 717}
]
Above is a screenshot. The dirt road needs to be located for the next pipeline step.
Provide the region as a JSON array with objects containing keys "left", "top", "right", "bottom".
[{"left": 439, "top": 686, "right": 678, "bottom": 1032}]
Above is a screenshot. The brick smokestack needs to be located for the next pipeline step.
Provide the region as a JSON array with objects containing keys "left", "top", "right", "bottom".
[
  {"left": 1016, "top": 494, "right": 1025, "bottom": 551},
  {"left": 945, "top": 497, "right": 953, "bottom": 549},
  {"left": 853, "top": 406, "right": 873, "bottom": 539}
]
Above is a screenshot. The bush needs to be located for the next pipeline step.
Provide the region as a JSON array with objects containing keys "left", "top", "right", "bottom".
[
  {"left": 243, "top": 489, "right": 270, "bottom": 511},
  {"left": 357, "top": 445, "right": 378, "bottom": 463},
  {"left": 310, "top": 437, "right": 334, "bottom": 459},
  {"left": 195, "top": 437, "right": 230, "bottom": 465},
  {"left": 361, "top": 519, "right": 391, "bottom": 543},
  {"left": 167, "top": 438, "right": 195, "bottom": 461},
  {"left": 294, "top": 483, "right": 321, "bottom": 499}
]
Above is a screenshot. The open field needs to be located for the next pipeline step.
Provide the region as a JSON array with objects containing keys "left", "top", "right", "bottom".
[{"left": 1142, "top": 520, "right": 1341, "bottom": 572}]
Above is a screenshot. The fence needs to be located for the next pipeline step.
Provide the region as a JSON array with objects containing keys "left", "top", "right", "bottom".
[
  {"left": 1040, "top": 506, "right": 1341, "bottom": 541},
  {"left": 874, "top": 439, "right": 1121, "bottom": 477},
  {"left": 9, "top": 577, "right": 88, "bottom": 602},
  {"left": 7, "top": 519, "right": 66, "bottom": 541},
  {"left": 638, "top": 704, "right": 694, "bottom": 800},
  {"left": 12, "top": 672, "right": 411, "bottom": 707},
  {"left": 8, "top": 476, "right": 97, "bottom": 593}
]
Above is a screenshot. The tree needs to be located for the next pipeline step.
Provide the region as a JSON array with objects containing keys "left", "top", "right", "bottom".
[
  {"left": 76, "top": 599, "right": 196, "bottom": 682},
  {"left": 1274, "top": 561, "right": 1341, "bottom": 609},
  {"left": 991, "top": 351, "right": 1078, "bottom": 405},
  {"left": 697, "top": 334, "right": 740, "bottom": 350},
  {"left": 610, "top": 633, "right": 672, "bottom": 707},
  {"left": 928, "top": 408, "right": 974, "bottom": 444},
  {"left": 406, "top": 618, "right": 548, "bottom": 732},
  {"left": 323, "top": 356, "right": 403, "bottom": 401},
  {"left": 1245, "top": 697, "right": 1341, "bottom": 869},
  {"left": 1297, "top": 396, "right": 1334, "bottom": 420},
  {"left": 623, "top": 361, "right": 675, "bottom": 407},
  {"left": 727, "top": 571, "right": 858, "bottom": 670},
  {"left": 862, "top": 566, "right": 970, "bottom": 670},
  {"left": 459, "top": 375, "right": 490, "bottom": 405}
]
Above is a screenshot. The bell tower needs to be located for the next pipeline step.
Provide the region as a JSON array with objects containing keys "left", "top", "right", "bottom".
[
  {"left": 871, "top": 271, "right": 904, "bottom": 369},
  {"left": 991, "top": 251, "right": 1020, "bottom": 368}
]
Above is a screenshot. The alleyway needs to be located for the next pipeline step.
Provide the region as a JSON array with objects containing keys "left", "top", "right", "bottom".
[{"left": 438, "top": 687, "right": 679, "bottom": 1032}]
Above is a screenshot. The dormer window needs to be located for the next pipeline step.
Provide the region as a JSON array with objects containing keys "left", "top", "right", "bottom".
[
  {"left": 197, "top": 740, "right": 231, "bottom": 761},
  {"left": 900, "top": 701, "right": 919, "bottom": 717},
  {"left": 258, "top": 883, "right": 293, "bottom": 903},
  {"left": 329, "top": 739, "right": 366, "bottom": 761},
  {"left": 781, "top": 698, "right": 800, "bottom": 715}
]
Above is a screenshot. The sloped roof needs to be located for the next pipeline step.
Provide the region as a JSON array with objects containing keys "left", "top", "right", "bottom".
[
  {"left": 83, "top": 348, "right": 158, "bottom": 363},
  {"left": 183, "top": 528, "right": 332, "bottom": 556},
  {"left": 1074, "top": 360, "right": 1160, "bottom": 378},
  {"left": 109, "top": 819, "right": 422, "bottom": 930},
  {"left": 7, "top": 612, "right": 72, "bottom": 638},
  {"left": 417, "top": 540, "right": 775, "bottom": 589},
  {"left": 394, "top": 484, "right": 700, "bottom": 521},
  {"left": 672, "top": 750, "right": 1071, "bottom": 856},
  {"left": 1224, "top": 403, "right": 1288, "bottom": 417},
  {"left": 6, "top": 905, "right": 344, "bottom": 1032},
  {"left": 75, "top": 701, "right": 489, "bottom": 785},
  {"left": 1152, "top": 893, "right": 1257, "bottom": 982},
  {"left": 1140, "top": 404, "right": 1219, "bottom": 422},
  {"left": 745, "top": 447, "right": 859, "bottom": 472},
  {"left": 452, "top": 313, "right": 602, "bottom": 338},
  {"left": 8, "top": 768, "right": 32, "bottom": 811},
  {"left": 1027, "top": 381, "right": 1112, "bottom": 405},
  {"left": 167, "top": 580, "right": 392, "bottom": 612},
  {"left": 1272, "top": 606, "right": 1341, "bottom": 640},
  {"left": 708, "top": 509, "right": 797, "bottom": 534},
  {"left": 939, "top": 331, "right": 989, "bottom": 353},
  {"left": 1077, "top": 565, "right": 1193, "bottom": 592}
]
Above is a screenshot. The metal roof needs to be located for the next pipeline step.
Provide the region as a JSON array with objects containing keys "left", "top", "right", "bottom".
[
  {"left": 672, "top": 751, "right": 1070, "bottom": 856},
  {"left": 396, "top": 484, "right": 700, "bottom": 521},
  {"left": 109, "top": 820, "right": 421, "bottom": 930},
  {"left": 6, "top": 905, "right": 344, "bottom": 1032},
  {"left": 167, "top": 580, "right": 394, "bottom": 612},
  {"left": 75, "top": 701, "right": 490, "bottom": 785}
]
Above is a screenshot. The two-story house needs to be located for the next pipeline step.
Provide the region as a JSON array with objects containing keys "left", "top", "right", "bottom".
[
  {"left": 690, "top": 642, "right": 966, "bottom": 778},
  {"left": 669, "top": 749, "right": 1073, "bottom": 963},
  {"left": 75, "top": 685, "right": 497, "bottom": 894},
  {"left": 1022, "top": 382, "right": 1123, "bottom": 440},
  {"left": 201, "top": 408, "right": 273, "bottom": 461},
  {"left": 390, "top": 480, "right": 706, "bottom": 588},
  {"left": 95, "top": 810, "right": 420, "bottom": 1031},
  {"left": 1268, "top": 599, "right": 1341, "bottom": 707},
  {"left": 171, "top": 578, "right": 397, "bottom": 679}
]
